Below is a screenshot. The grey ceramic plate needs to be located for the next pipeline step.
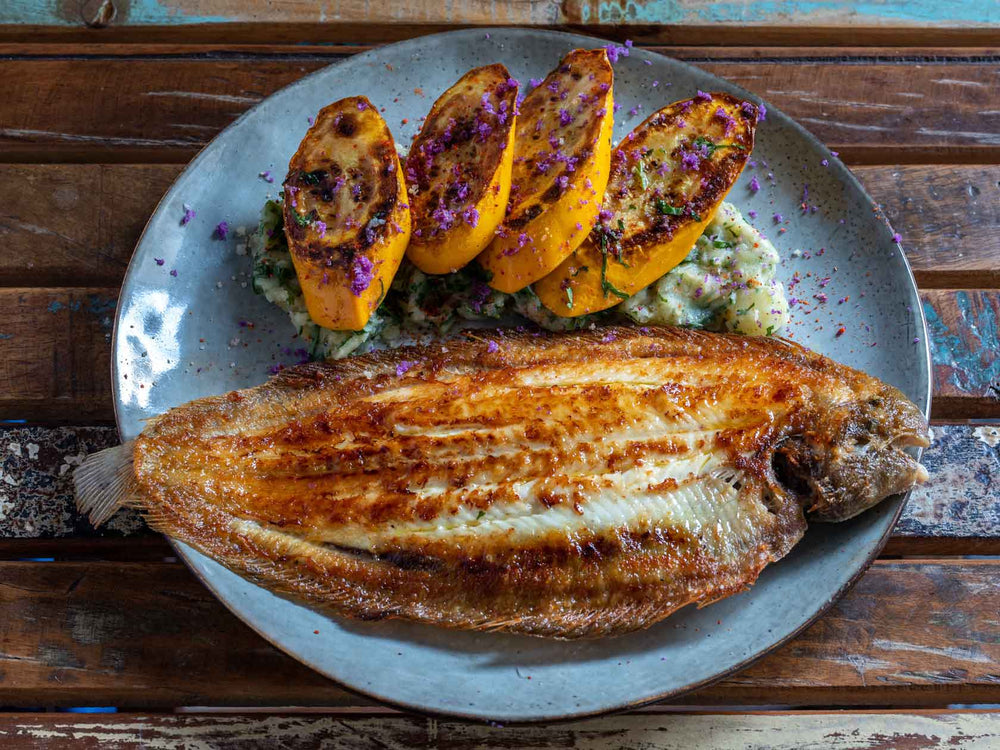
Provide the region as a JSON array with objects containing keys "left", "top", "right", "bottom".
[{"left": 113, "top": 28, "right": 930, "bottom": 722}]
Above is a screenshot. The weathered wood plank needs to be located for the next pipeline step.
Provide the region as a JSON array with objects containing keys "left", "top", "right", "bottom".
[
  {"left": 1, "top": 710, "right": 999, "bottom": 749},
  {"left": 3, "top": 164, "right": 997, "bottom": 288},
  {"left": 0, "top": 560, "right": 996, "bottom": 708},
  {"left": 0, "top": 289, "right": 115, "bottom": 423},
  {"left": 0, "top": 55, "right": 998, "bottom": 163},
  {"left": 923, "top": 290, "right": 1000, "bottom": 418},
  {"left": 855, "top": 165, "right": 1000, "bottom": 288},
  {"left": 2, "top": 423, "right": 997, "bottom": 555},
  {"left": 1, "top": 0, "right": 999, "bottom": 46},
  {"left": 0, "top": 289, "right": 994, "bottom": 423},
  {"left": 0, "top": 165, "right": 174, "bottom": 287}
]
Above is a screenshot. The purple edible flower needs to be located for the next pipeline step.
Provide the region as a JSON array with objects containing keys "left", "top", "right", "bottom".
[
  {"left": 259, "top": 170, "right": 274, "bottom": 183},
  {"left": 180, "top": 204, "right": 196, "bottom": 226},
  {"left": 214, "top": 221, "right": 229, "bottom": 240},
  {"left": 695, "top": 90, "right": 712, "bottom": 103},
  {"left": 891, "top": 233, "right": 902, "bottom": 243},
  {"left": 529, "top": 77, "right": 543, "bottom": 88},
  {"left": 749, "top": 176, "right": 761, "bottom": 193},
  {"left": 395, "top": 360, "right": 415, "bottom": 377},
  {"left": 486, "top": 340, "right": 499, "bottom": 354},
  {"left": 681, "top": 151, "right": 700, "bottom": 171},
  {"left": 773, "top": 212, "right": 783, "bottom": 224},
  {"left": 350, "top": 255, "right": 374, "bottom": 297},
  {"left": 356, "top": 100, "right": 368, "bottom": 111},
  {"left": 170, "top": 269, "right": 178, "bottom": 277},
  {"left": 462, "top": 205, "right": 480, "bottom": 228},
  {"left": 559, "top": 108, "right": 572, "bottom": 126},
  {"left": 628, "top": 104, "right": 641, "bottom": 116},
  {"left": 314, "top": 220, "right": 327, "bottom": 237},
  {"left": 154, "top": 258, "right": 165, "bottom": 266}
]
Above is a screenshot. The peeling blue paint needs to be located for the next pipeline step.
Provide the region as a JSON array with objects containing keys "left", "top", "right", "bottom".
[
  {"left": 923, "top": 295, "right": 1000, "bottom": 397},
  {"left": 47, "top": 301, "right": 64, "bottom": 314},
  {"left": 0, "top": 0, "right": 230, "bottom": 25},
  {"left": 596, "top": 0, "right": 1000, "bottom": 25},
  {"left": 1, "top": 0, "right": 995, "bottom": 26}
]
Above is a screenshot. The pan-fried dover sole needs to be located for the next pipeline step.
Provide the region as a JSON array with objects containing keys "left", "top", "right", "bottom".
[{"left": 76, "top": 326, "right": 928, "bottom": 638}]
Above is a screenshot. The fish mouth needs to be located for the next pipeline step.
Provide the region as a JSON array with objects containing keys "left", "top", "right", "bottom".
[
  {"left": 770, "top": 426, "right": 930, "bottom": 523},
  {"left": 890, "top": 431, "right": 931, "bottom": 449}
]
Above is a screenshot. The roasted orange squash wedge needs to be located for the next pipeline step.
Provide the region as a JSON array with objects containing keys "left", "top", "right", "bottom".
[
  {"left": 283, "top": 96, "right": 410, "bottom": 331},
  {"left": 405, "top": 64, "right": 518, "bottom": 275},
  {"left": 477, "top": 48, "right": 614, "bottom": 294},
  {"left": 535, "top": 92, "right": 758, "bottom": 317}
]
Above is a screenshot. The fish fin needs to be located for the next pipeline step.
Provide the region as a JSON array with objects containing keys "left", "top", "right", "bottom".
[{"left": 73, "top": 441, "right": 137, "bottom": 527}]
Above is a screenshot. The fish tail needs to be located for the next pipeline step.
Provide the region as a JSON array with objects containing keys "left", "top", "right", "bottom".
[{"left": 73, "top": 441, "right": 137, "bottom": 527}]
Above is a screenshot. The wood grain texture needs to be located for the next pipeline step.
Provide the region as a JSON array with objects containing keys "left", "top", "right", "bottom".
[
  {"left": 0, "top": 560, "right": 997, "bottom": 708},
  {"left": 1, "top": 710, "right": 999, "bottom": 749},
  {"left": 0, "top": 289, "right": 995, "bottom": 423},
  {"left": 0, "top": 289, "right": 115, "bottom": 423},
  {"left": 0, "top": 54, "right": 998, "bottom": 163},
  {"left": 1, "top": 1, "right": 999, "bottom": 46},
  {"left": 2, "top": 423, "right": 998, "bottom": 555},
  {"left": 3, "top": 164, "right": 997, "bottom": 288}
]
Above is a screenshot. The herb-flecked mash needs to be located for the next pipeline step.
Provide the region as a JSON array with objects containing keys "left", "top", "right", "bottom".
[{"left": 249, "top": 198, "right": 790, "bottom": 359}]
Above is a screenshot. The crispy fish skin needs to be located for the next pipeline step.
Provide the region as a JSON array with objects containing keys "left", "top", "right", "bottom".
[{"left": 84, "top": 327, "right": 929, "bottom": 638}]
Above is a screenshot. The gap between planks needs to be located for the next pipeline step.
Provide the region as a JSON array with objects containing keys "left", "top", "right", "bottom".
[{"left": 2, "top": 23, "right": 1000, "bottom": 48}]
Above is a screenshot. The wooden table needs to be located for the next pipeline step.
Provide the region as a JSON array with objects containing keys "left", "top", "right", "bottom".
[{"left": 1, "top": 2, "right": 998, "bottom": 747}]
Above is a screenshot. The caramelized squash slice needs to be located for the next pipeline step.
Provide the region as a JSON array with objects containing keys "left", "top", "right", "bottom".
[
  {"left": 283, "top": 96, "right": 410, "bottom": 331},
  {"left": 477, "top": 49, "right": 614, "bottom": 293},
  {"left": 535, "top": 92, "right": 758, "bottom": 317},
  {"left": 405, "top": 64, "right": 518, "bottom": 275}
]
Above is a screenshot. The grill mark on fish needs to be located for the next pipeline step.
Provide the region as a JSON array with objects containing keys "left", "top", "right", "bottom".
[{"left": 77, "top": 325, "right": 929, "bottom": 638}]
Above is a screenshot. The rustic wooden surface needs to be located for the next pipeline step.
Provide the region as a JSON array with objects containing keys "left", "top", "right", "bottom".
[
  {"left": 0, "top": 4, "right": 997, "bottom": 746},
  {"left": 0, "top": 560, "right": 997, "bottom": 709},
  {"left": 1, "top": 710, "right": 999, "bottom": 749},
  {"left": 2, "top": 48, "right": 999, "bottom": 163}
]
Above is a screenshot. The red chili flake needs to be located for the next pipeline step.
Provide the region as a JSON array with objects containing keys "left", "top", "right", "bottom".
[
  {"left": 835, "top": 326, "right": 846, "bottom": 337},
  {"left": 401, "top": 118, "right": 409, "bottom": 124}
]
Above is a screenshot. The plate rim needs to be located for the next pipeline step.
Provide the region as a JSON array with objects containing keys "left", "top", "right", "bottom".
[{"left": 110, "top": 25, "right": 933, "bottom": 723}]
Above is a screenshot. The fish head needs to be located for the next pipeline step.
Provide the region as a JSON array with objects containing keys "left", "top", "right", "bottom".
[{"left": 772, "top": 380, "right": 930, "bottom": 522}]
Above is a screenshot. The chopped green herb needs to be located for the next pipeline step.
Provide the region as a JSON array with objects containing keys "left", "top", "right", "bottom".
[
  {"left": 292, "top": 210, "right": 314, "bottom": 228},
  {"left": 654, "top": 199, "right": 701, "bottom": 221},
  {"left": 736, "top": 301, "right": 756, "bottom": 315},
  {"left": 476, "top": 510, "right": 486, "bottom": 520},
  {"left": 713, "top": 239, "right": 735, "bottom": 249},
  {"left": 565, "top": 286, "right": 574, "bottom": 310},
  {"left": 600, "top": 251, "right": 630, "bottom": 301},
  {"left": 632, "top": 161, "right": 649, "bottom": 190},
  {"left": 655, "top": 199, "right": 684, "bottom": 216},
  {"left": 765, "top": 325, "right": 776, "bottom": 336},
  {"left": 571, "top": 265, "right": 589, "bottom": 277},
  {"left": 692, "top": 136, "right": 746, "bottom": 157}
]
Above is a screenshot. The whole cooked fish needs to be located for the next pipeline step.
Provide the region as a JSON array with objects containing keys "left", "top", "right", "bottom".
[{"left": 76, "top": 326, "right": 928, "bottom": 638}]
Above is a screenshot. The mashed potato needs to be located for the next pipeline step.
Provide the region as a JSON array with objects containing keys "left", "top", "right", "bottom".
[
  {"left": 619, "top": 202, "right": 789, "bottom": 336},
  {"left": 249, "top": 199, "right": 790, "bottom": 359}
]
